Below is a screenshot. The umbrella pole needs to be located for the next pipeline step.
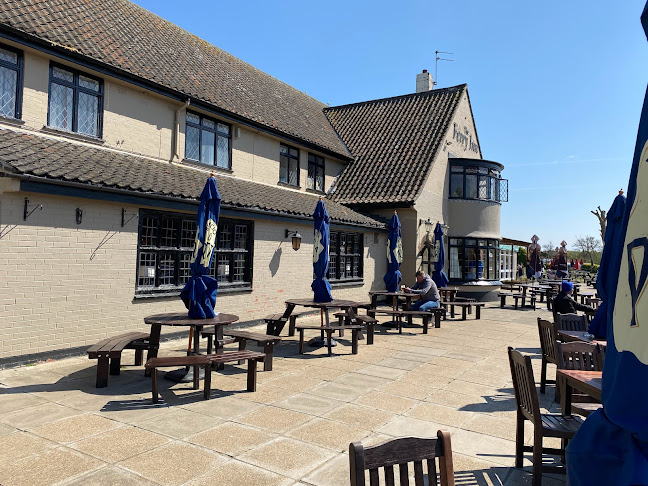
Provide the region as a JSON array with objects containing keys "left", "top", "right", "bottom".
[{"left": 187, "top": 327, "right": 194, "bottom": 355}]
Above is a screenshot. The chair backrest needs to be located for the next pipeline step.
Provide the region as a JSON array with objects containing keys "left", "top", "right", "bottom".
[
  {"left": 556, "top": 313, "right": 587, "bottom": 332},
  {"left": 508, "top": 347, "right": 542, "bottom": 424},
  {"left": 349, "top": 431, "right": 454, "bottom": 486},
  {"left": 556, "top": 341, "right": 605, "bottom": 371},
  {"left": 537, "top": 318, "right": 559, "bottom": 365}
]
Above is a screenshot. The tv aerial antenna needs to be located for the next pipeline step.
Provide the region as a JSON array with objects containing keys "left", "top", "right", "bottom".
[{"left": 435, "top": 51, "right": 454, "bottom": 86}]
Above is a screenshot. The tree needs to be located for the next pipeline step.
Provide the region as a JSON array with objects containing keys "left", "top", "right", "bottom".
[
  {"left": 517, "top": 247, "right": 527, "bottom": 266},
  {"left": 574, "top": 235, "right": 602, "bottom": 265},
  {"left": 541, "top": 240, "right": 554, "bottom": 260},
  {"left": 591, "top": 206, "right": 606, "bottom": 244}
]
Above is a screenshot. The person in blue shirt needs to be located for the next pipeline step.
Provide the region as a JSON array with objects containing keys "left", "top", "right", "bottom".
[{"left": 404, "top": 271, "right": 440, "bottom": 311}]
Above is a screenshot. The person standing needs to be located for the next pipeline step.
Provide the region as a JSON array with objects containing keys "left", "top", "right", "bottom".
[{"left": 404, "top": 270, "right": 440, "bottom": 311}]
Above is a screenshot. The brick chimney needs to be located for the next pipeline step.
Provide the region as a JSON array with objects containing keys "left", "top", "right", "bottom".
[{"left": 416, "top": 69, "right": 434, "bottom": 93}]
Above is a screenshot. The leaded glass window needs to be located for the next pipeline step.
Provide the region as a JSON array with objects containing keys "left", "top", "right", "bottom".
[
  {"left": 280, "top": 144, "right": 299, "bottom": 186},
  {"left": 0, "top": 44, "right": 22, "bottom": 119},
  {"left": 185, "top": 112, "right": 231, "bottom": 168},
  {"left": 307, "top": 153, "right": 324, "bottom": 192},
  {"left": 136, "top": 211, "right": 252, "bottom": 294},
  {"left": 448, "top": 161, "right": 508, "bottom": 203},
  {"left": 48, "top": 64, "right": 102, "bottom": 137},
  {"left": 328, "top": 230, "right": 363, "bottom": 281}
]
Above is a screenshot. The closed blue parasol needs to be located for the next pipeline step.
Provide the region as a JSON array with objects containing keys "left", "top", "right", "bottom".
[
  {"left": 180, "top": 176, "right": 221, "bottom": 318},
  {"left": 587, "top": 190, "right": 626, "bottom": 338},
  {"left": 566, "top": 4, "right": 648, "bottom": 483},
  {"left": 384, "top": 211, "right": 403, "bottom": 292},
  {"left": 312, "top": 197, "right": 332, "bottom": 302},
  {"left": 432, "top": 222, "right": 449, "bottom": 288}
]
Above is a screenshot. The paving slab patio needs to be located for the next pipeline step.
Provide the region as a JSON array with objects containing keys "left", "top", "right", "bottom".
[{"left": 0, "top": 299, "right": 576, "bottom": 485}]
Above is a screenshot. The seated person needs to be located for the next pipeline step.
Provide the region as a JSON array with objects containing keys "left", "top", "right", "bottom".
[
  {"left": 553, "top": 281, "right": 595, "bottom": 315},
  {"left": 404, "top": 271, "right": 440, "bottom": 311}
]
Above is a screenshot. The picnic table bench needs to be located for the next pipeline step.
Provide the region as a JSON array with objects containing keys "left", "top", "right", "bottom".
[
  {"left": 441, "top": 301, "right": 486, "bottom": 320},
  {"left": 145, "top": 350, "right": 266, "bottom": 403},
  {"left": 87, "top": 331, "right": 152, "bottom": 387},
  {"left": 333, "top": 312, "right": 378, "bottom": 344},
  {"left": 225, "top": 330, "right": 281, "bottom": 371},
  {"left": 499, "top": 293, "right": 537, "bottom": 310},
  {"left": 366, "top": 308, "right": 445, "bottom": 333},
  {"left": 294, "top": 323, "right": 364, "bottom": 356}
]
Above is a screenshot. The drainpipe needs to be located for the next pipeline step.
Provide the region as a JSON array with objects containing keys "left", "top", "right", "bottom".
[{"left": 173, "top": 98, "right": 190, "bottom": 161}]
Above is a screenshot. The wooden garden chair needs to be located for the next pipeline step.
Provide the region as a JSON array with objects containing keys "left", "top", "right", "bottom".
[
  {"left": 349, "top": 431, "right": 454, "bottom": 486},
  {"left": 508, "top": 347, "right": 583, "bottom": 486}
]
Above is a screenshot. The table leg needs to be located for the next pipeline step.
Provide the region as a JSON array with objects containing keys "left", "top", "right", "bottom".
[
  {"left": 145, "top": 324, "right": 161, "bottom": 377},
  {"left": 214, "top": 325, "right": 224, "bottom": 370},
  {"left": 561, "top": 377, "right": 572, "bottom": 416}
]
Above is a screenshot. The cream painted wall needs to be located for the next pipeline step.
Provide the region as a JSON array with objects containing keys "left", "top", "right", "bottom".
[
  {"left": 0, "top": 189, "right": 382, "bottom": 360},
  {"left": 10, "top": 43, "right": 348, "bottom": 197},
  {"left": 413, "top": 91, "right": 487, "bottom": 254},
  {"left": 18, "top": 47, "right": 175, "bottom": 160},
  {"left": 447, "top": 200, "right": 501, "bottom": 238},
  {"left": 231, "top": 126, "right": 346, "bottom": 193}
]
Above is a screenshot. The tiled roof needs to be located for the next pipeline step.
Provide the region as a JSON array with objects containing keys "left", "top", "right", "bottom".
[
  {"left": 0, "top": 0, "right": 350, "bottom": 158},
  {"left": 0, "top": 128, "right": 384, "bottom": 228},
  {"left": 324, "top": 85, "right": 466, "bottom": 205}
]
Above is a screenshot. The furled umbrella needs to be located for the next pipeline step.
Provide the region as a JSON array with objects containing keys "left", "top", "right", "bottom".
[
  {"left": 431, "top": 222, "right": 449, "bottom": 288},
  {"left": 180, "top": 175, "right": 221, "bottom": 317},
  {"left": 566, "top": 4, "right": 648, "bottom": 482},
  {"left": 312, "top": 196, "right": 333, "bottom": 303},
  {"left": 587, "top": 190, "right": 626, "bottom": 339},
  {"left": 574, "top": 258, "right": 580, "bottom": 270},
  {"left": 384, "top": 211, "right": 403, "bottom": 292}
]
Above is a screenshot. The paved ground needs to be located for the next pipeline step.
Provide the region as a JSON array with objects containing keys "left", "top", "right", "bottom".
[{"left": 0, "top": 298, "right": 577, "bottom": 486}]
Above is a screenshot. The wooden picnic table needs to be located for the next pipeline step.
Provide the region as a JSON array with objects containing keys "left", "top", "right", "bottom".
[
  {"left": 143, "top": 312, "right": 239, "bottom": 377},
  {"left": 557, "top": 330, "right": 607, "bottom": 347},
  {"left": 557, "top": 369, "right": 602, "bottom": 415},
  {"left": 368, "top": 290, "right": 417, "bottom": 311},
  {"left": 439, "top": 288, "right": 458, "bottom": 302}
]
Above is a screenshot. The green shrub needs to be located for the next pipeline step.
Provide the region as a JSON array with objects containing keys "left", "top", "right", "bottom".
[{"left": 580, "top": 263, "right": 600, "bottom": 273}]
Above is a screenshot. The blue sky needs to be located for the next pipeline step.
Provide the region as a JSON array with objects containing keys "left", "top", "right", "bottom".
[{"left": 133, "top": 0, "right": 648, "bottom": 249}]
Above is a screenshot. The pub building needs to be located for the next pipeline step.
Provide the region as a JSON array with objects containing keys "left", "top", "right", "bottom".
[{"left": 0, "top": 0, "right": 507, "bottom": 365}]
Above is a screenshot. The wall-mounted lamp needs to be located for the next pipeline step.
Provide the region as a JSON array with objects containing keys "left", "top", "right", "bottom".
[
  {"left": 76, "top": 208, "right": 83, "bottom": 225},
  {"left": 419, "top": 218, "right": 434, "bottom": 234},
  {"left": 285, "top": 229, "right": 302, "bottom": 251}
]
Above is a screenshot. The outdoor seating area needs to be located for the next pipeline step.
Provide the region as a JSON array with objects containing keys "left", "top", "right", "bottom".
[{"left": 0, "top": 286, "right": 606, "bottom": 486}]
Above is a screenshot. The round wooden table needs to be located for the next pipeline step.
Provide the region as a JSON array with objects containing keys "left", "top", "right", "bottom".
[{"left": 143, "top": 312, "right": 239, "bottom": 380}]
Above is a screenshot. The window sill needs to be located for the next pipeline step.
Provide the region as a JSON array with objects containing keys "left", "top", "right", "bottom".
[
  {"left": 134, "top": 283, "right": 252, "bottom": 299},
  {"left": 330, "top": 278, "right": 364, "bottom": 288},
  {"left": 0, "top": 115, "right": 25, "bottom": 127},
  {"left": 448, "top": 197, "right": 501, "bottom": 204},
  {"left": 41, "top": 126, "right": 105, "bottom": 145},
  {"left": 277, "top": 181, "right": 301, "bottom": 189},
  {"left": 306, "top": 188, "right": 326, "bottom": 196},
  {"left": 180, "top": 159, "right": 232, "bottom": 173}
]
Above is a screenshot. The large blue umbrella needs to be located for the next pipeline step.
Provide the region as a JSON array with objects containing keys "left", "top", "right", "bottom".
[
  {"left": 587, "top": 191, "right": 626, "bottom": 338},
  {"left": 384, "top": 212, "right": 403, "bottom": 292},
  {"left": 180, "top": 176, "right": 221, "bottom": 318},
  {"left": 312, "top": 197, "right": 332, "bottom": 302},
  {"left": 432, "top": 222, "right": 449, "bottom": 288},
  {"left": 566, "top": 4, "right": 648, "bottom": 483}
]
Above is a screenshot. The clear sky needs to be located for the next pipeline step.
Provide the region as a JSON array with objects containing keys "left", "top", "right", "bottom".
[{"left": 133, "top": 0, "right": 648, "bottom": 250}]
